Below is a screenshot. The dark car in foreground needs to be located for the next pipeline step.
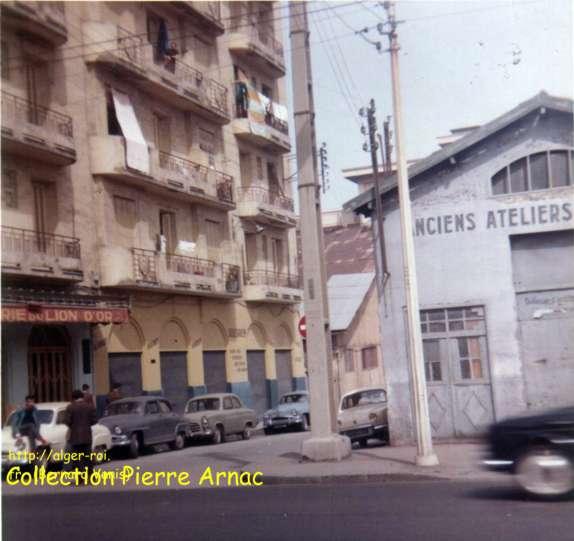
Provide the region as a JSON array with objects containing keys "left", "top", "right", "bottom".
[
  {"left": 99, "top": 397, "right": 191, "bottom": 458},
  {"left": 483, "top": 406, "right": 574, "bottom": 498}
]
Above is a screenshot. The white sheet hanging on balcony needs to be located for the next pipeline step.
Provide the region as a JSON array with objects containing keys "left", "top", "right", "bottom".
[
  {"left": 111, "top": 89, "right": 150, "bottom": 175},
  {"left": 272, "top": 102, "right": 288, "bottom": 123}
]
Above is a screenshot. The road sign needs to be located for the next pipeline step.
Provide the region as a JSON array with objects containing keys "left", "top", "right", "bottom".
[{"left": 298, "top": 316, "right": 306, "bottom": 338}]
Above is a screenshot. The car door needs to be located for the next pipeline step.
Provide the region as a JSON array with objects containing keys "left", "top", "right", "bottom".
[
  {"left": 144, "top": 400, "right": 162, "bottom": 444},
  {"left": 232, "top": 396, "right": 251, "bottom": 430},
  {"left": 222, "top": 396, "right": 238, "bottom": 434},
  {"left": 158, "top": 399, "right": 178, "bottom": 442},
  {"left": 51, "top": 409, "right": 69, "bottom": 452}
]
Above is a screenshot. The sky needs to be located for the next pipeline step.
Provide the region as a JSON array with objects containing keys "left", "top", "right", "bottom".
[{"left": 281, "top": 0, "right": 573, "bottom": 211}]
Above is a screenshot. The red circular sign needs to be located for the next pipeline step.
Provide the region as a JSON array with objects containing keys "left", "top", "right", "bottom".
[{"left": 298, "top": 316, "right": 307, "bottom": 338}]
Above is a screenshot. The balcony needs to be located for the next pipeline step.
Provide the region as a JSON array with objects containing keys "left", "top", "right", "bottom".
[
  {"left": 229, "top": 26, "right": 286, "bottom": 78},
  {"left": 176, "top": 2, "right": 225, "bottom": 36},
  {"left": 89, "top": 136, "right": 235, "bottom": 210},
  {"left": 237, "top": 185, "right": 297, "bottom": 228},
  {"left": 83, "top": 23, "right": 229, "bottom": 124},
  {"left": 1, "top": 1, "right": 67, "bottom": 46},
  {"left": 99, "top": 247, "right": 241, "bottom": 299},
  {"left": 1, "top": 92, "right": 76, "bottom": 165},
  {"left": 243, "top": 270, "right": 302, "bottom": 304},
  {"left": 1, "top": 227, "right": 83, "bottom": 282}
]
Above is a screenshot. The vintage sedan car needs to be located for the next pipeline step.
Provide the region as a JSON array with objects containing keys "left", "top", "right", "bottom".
[
  {"left": 183, "top": 393, "right": 256, "bottom": 444},
  {"left": 99, "top": 396, "right": 191, "bottom": 458},
  {"left": 337, "top": 387, "right": 389, "bottom": 447},
  {"left": 2, "top": 402, "right": 112, "bottom": 471},
  {"left": 263, "top": 391, "right": 310, "bottom": 434},
  {"left": 483, "top": 406, "right": 574, "bottom": 498}
]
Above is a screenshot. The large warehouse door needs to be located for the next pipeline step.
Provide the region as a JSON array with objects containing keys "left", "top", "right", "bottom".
[
  {"left": 203, "top": 351, "right": 227, "bottom": 394},
  {"left": 109, "top": 353, "right": 143, "bottom": 399},
  {"left": 511, "top": 231, "right": 574, "bottom": 410},
  {"left": 275, "top": 350, "right": 293, "bottom": 400},
  {"left": 247, "top": 350, "right": 268, "bottom": 416},
  {"left": 160, "top": 351, "right": 188, "bottom": 413}
]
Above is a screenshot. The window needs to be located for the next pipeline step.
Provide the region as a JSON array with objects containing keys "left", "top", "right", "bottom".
[
  {"left": 256, "top": 156, "right": 263, "bottom": 179},
  {"left": 421, "top": 307, "right": 485, "bottom": 334},
  {"left": 186, "top": 398, "right": 220, "bottom": 412},
  {"left": 56, "top": 411, "right": 67, "bottom": 425},
  {"left": 223, "top": 397, "right": 233, "bottom": 410},
  {"left": 153, "top": 113, "right": 171, "bottom": 152},
  {"left": 491, "top": 149, "right": 573, "bottom": 195},
  {"left": 341, "top": 389, "right": 386, "bottom": 410},
  {"left": 344, "top": 349, "right": 354, "bottom": 373},
  {"left": 457, "top": 337, "right": 484, "bottom": 380},
  {"left": 1, "top": 41, "right": 8, "bottom": 80},
  {"left": 361, "top": 346, "right": 378, "bottom": 370},
  {"left": 205, "top": 218, "right": 223, "bottom": 248},
  {"left": 159, "top": 211, "right": 177, "bottom": 253},
  {"left": 106, "top": 90, "right": 122, "bottom": 136},
  {"left": 231, "top": 397, "right": 242, "bottom": 409},
  {"left": 145, "top": 401, "right": 160, "bottom": 414},
  {"left": 114, "top": 196, "right": 136, "bottom": 227},
  {"left": 158, "top": 400, "right": 172, "bottom": 413},
  {"left": 199, "top": 126, "right": 216, "bottom": 166},
  {"left": 422, "top": 340, "right": 442, "bottom": 382},
  {"left": 261, "top": 84, "right": 273, "bottom": 99},
  {"left": 2, "top": 169, "right": 18, "bottom": 209}
]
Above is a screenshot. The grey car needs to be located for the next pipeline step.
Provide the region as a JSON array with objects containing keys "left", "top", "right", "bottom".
[
  {"left": 263, "top": 391, "right": 310, "bottom": 434},
  {"left": 183, "top": 393, "right": 256, "bottom": 444},
  {"left": 99, "top": 396, "right": 191, "bottom": 458}
]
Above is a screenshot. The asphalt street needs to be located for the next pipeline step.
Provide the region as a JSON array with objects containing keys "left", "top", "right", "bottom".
[{"left": 3, "top": 479, "right": 573, "bottom": 541}]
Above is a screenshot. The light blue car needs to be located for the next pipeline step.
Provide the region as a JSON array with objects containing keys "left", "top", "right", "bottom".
[{"left": 263, "top": 391, "right": 310, "bottom": 434}]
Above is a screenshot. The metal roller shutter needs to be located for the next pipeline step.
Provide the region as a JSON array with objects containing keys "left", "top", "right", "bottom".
[
  {"left": 203, "top": 351, "right": 227, "bottom": 394},
  {"left": 109, "top": 353, "right": 143, "bottom": 399},
  {"left": 160, "top": 351, "right": 188, "bottom": 413},
  {"left": 247, "top": 350, "right": 268, "bottom": 416}
]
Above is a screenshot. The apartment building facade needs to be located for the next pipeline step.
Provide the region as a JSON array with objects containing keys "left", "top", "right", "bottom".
[{"left": 1, "top": 1, "right": 304, "bottom": 418}]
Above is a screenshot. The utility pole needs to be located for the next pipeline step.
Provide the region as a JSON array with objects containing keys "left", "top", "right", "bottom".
[
  {"left": 383, "top": 1, "right": 438, "bottom": 466},
  {"left": 289, "top": 1, "right": 351, "bottom": 461},
  {"left": 361, "top": 100, "right": 388, "bottom": 280}
]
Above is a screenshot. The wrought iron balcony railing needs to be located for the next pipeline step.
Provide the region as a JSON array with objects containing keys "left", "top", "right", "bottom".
[
  {"left": 158, "top": 151, "right": 234, "bottom": 204},
  {"left": 1, "top": 226, "right": 81, "bottom": 259},
  {"left": 1, "top": 91, "right": 74, "bottom": 140},
  {"left": 237, "top": 185, "right": 294, "bottom": 212},
  {"left": 244, "top": 270, "right": 300, "bottom": 289}
]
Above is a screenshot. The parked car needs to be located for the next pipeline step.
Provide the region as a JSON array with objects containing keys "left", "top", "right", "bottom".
[
  {"left": 183, "top": 393, "right": 256, "bottom": 444},
  {"left": 263, "top": 391, "right": 310, "bottom": 434},
  {"left": 2, "top": 402, "right": 112, "bottom": 471},
  {"left": 483, "top": 406, "right": 574, "bottom": 498},
  {"left": 337, "top": 387, "right": 389, "bottom": 447},
  {"left": 99, "top": 397, "right": 191, "bottom": 458}
]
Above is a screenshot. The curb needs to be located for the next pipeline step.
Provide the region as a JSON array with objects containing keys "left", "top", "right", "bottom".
[{"left": 257, "top": 472, "right": 449, "bottom": 486}]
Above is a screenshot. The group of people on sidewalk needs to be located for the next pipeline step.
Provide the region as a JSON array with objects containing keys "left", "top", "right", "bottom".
[{"left": 9, "top": 384, "right": 122, "bottom": 481}]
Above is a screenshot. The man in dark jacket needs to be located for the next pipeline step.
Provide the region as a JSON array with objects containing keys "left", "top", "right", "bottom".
[
  {"left": 11, "top": 395, "right": 48, "bottom": 452},
  {"left": 64, "top": 389, "right": 97, "bottom": 478}
]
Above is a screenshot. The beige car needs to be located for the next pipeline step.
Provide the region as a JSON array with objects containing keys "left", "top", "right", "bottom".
[
  {"left": 183, "top": 393, "right": 256, "bottom": 444},
  {"left": 337, "top": 387, "right": 389, "bottom": 447}
]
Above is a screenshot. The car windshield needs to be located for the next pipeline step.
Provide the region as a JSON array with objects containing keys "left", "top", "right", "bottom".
[
  {"left": 105, "top": 401, "right": 143, "bottom": 416},
  {"left": 280, "top": 394, "right": 307, "bottom": 404},
  {"left": 341, "top": 389, "right": 387, "bottom": 410},
  {"left": 4, "top": 409, "right": 54, "bottom": 426},
  {"left": 186, "top": 398, "right": 220, "bottom": 413}
]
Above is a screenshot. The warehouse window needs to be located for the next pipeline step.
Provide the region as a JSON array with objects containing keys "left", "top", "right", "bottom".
[
  {"left": 421, "top": 307, "right": 485, "bottom": 334},
  {"left": 491, "top": 149, "right": 573, "bottom": 195},
  {"left": 361, "top": 346, "right": 378, "bottom": 370},
  {"left": 422, "top": 340, "right": 442, "bottom": 382}
]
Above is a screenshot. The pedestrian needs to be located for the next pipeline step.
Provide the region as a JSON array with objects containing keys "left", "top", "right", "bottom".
[
  {"left": 10, "top": 395, "right": 48, "bottom": 452},
  {"left": 82, "top": 384, "right": 95, "bottom": 407},
  {"left": 64, "top": 389, "right": 97, "bottom": 481},
  {"left": 106, "top": 384, "right": 122, "bottom": 406}
]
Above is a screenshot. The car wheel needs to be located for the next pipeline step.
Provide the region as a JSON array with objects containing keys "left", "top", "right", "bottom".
[
  {"left": 171, "top": 432, "right": 185, "bottom": 451},
  {"left": 93, "top": 445, "right": 107, "bottom": 464},
  {"left": 264, "top": 427, "right": 274, "bottom": 436},
  {"left": 300, "top": 414, "right": 310, "bottom": 432},
  {"left": 516, "top": 447, "right": 574, "bottom": 498},
  {"left": 358, "top": 438, "right": 369, "bottom": 448},
  {"left": 128, "top": 433, "right": 140, "bottom": 459},
  {"left": 242, "top": 425, "right": 252, "bottom": 441},
  {"left": 212, "top": 426, "right": 224, "bottom": 445}
]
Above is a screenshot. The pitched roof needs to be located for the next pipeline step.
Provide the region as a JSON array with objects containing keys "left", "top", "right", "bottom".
[
  {"left": 328, "top": 272, "right": 375, "bottom": 332},
  {"left": 344, "top": 91, "right": 573, "bottom": 215}
]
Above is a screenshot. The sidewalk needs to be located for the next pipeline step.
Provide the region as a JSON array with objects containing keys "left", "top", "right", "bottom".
[{"left": 242, "top": 441, "right": 500, "bottom": 485}]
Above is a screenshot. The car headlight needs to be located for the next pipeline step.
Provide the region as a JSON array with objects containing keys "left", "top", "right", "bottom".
[
  {"left": 369, "top": 413, "right": 378, "bottom": 421},
  {"left": 113, "top": 426, "right": 123, "bottom": 435},
  {"left": 201, "top": 416, "right": 209, "bottom": 427},
  {"left": 291, "top": 409, "right": 300, "bottom": 417}
]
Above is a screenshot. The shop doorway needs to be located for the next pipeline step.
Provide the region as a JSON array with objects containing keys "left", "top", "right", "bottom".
[{"left": 28, "top": 326, "right": 72, "bottom": 403}]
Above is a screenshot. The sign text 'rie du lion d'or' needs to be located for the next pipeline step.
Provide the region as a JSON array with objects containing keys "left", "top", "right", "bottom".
[{"left": 414, "top": 201, "right": 572, "bottom": 237}]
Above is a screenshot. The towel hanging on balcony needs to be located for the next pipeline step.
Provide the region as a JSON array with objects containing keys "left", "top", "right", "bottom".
[{"left": 111, "top": 89, "right": 150, "bottom": 174}]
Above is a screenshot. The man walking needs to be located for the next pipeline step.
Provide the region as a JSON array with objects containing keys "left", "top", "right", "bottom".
[
  {"left": 64, "top": 389, "right": 97, "bottom": 481},
  {"left": 11, "top": 395, "right": 48, "bottom": 452}
]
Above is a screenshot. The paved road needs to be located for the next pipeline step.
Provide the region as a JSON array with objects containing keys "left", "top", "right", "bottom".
[{"left": 4, "top": 480, "right": 573, "bottom": 541}]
